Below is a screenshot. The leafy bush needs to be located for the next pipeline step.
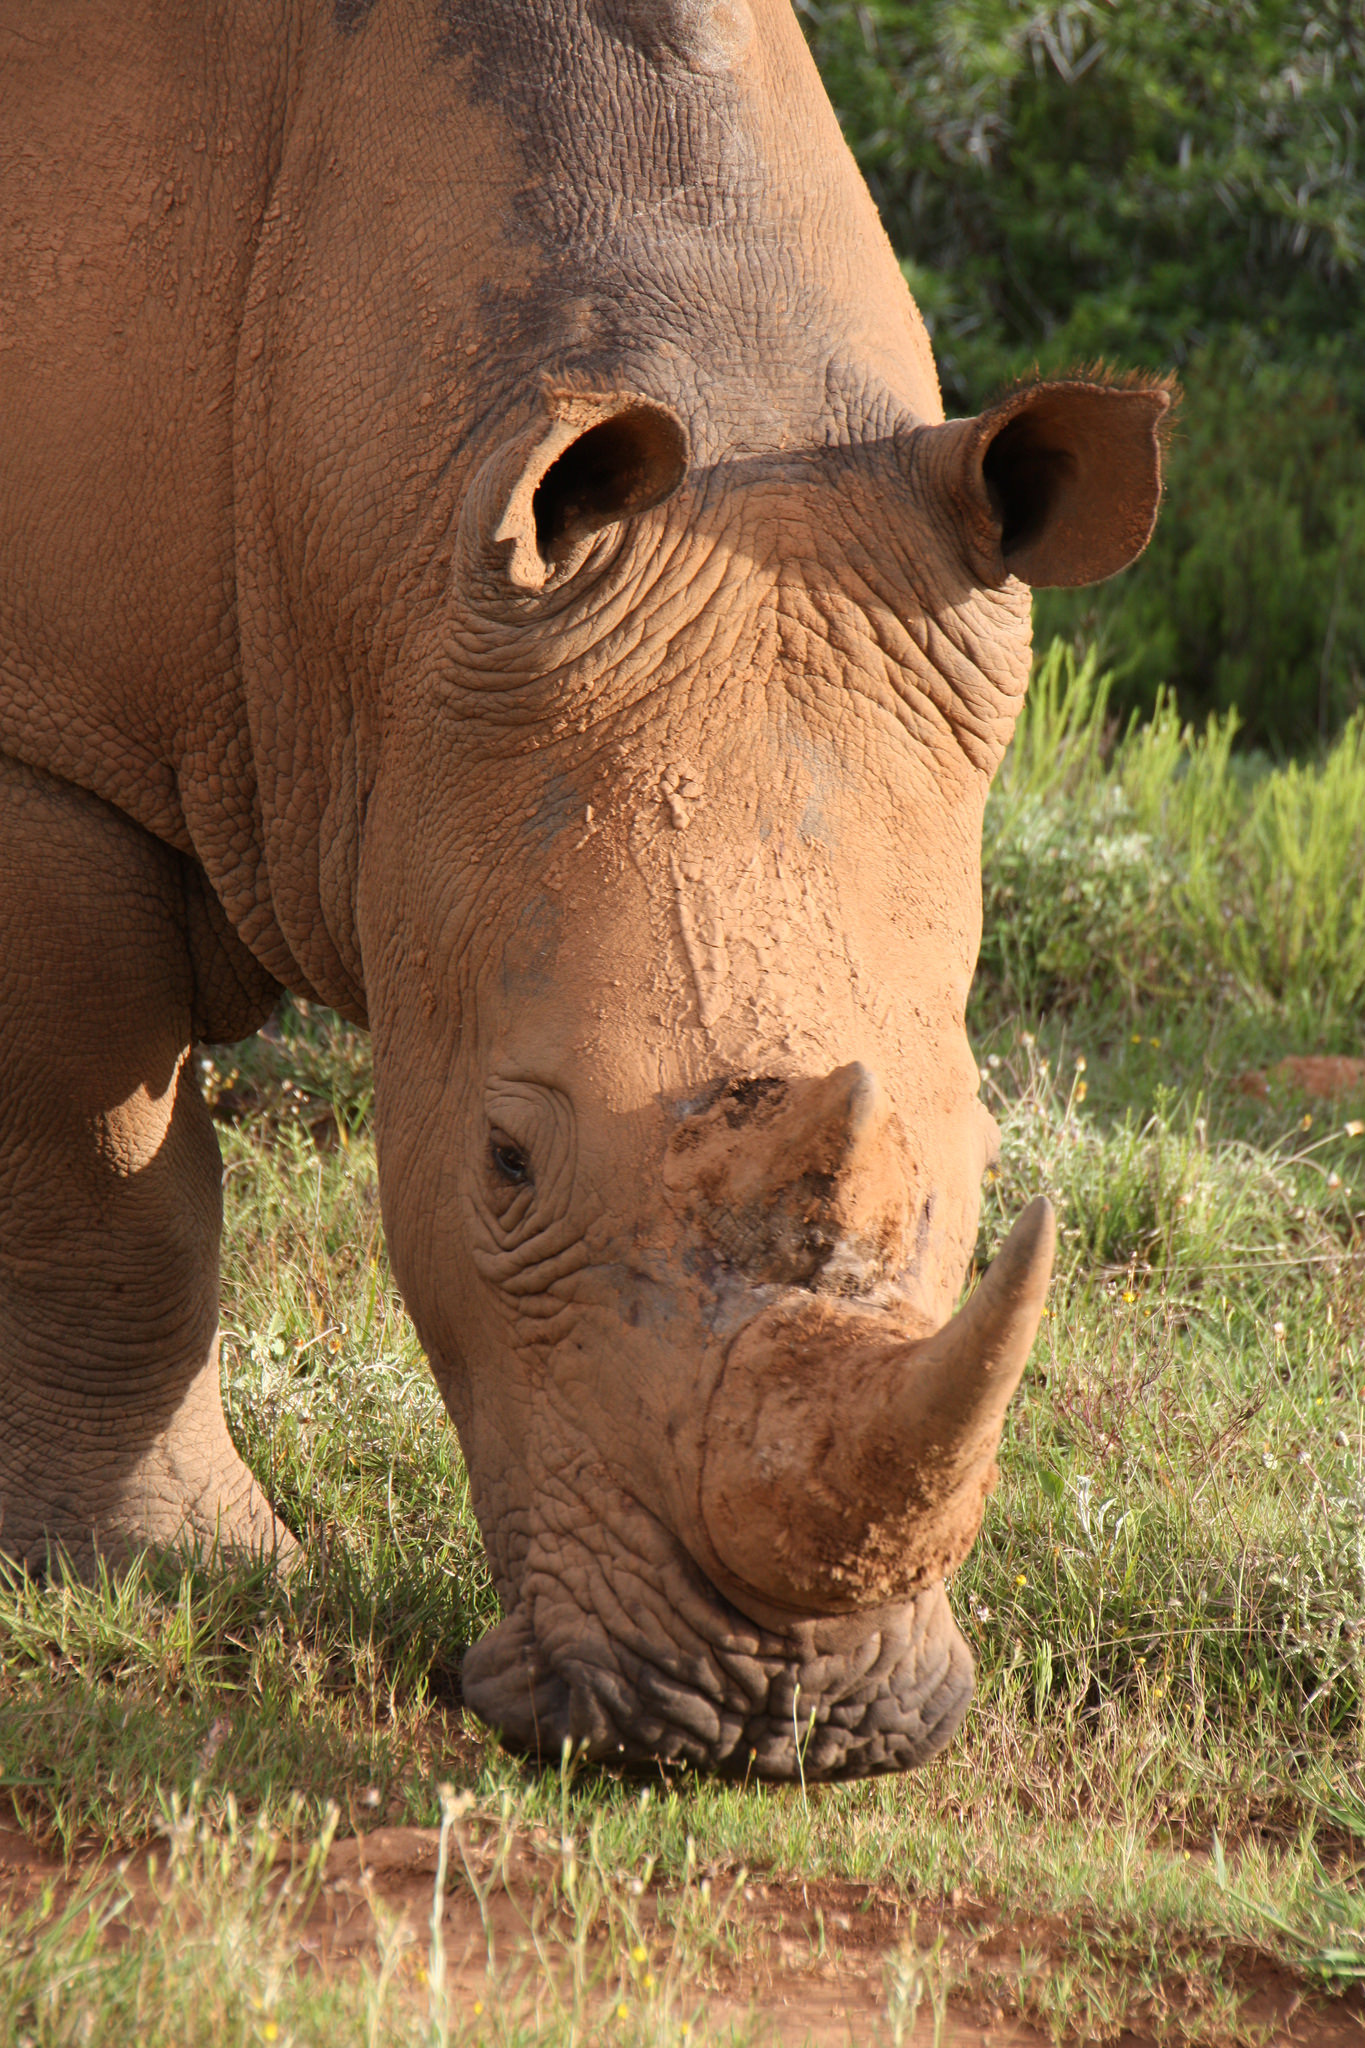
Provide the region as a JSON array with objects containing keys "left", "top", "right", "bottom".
[
  {"left": 800, "top": 0, "right": 1365, "bottom": 746},
  {"left": 1036, "top": 343, "right": 1365, "bottom": 745},
  {"left": 800, "top": 0, "right": 1365, "bottom": 402}
]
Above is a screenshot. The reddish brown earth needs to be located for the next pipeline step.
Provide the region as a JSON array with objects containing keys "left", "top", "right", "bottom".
[
  {"left": 3, "top": 1819, "right": 1361, "bottom": 2045},
  {"left": 1234, "top": 1057, "right": 1365, "bottom": 1103}
]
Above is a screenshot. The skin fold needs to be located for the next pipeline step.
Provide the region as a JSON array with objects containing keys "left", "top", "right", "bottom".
[{"left": 0, "top": 0, "right": 1166, "bottom": 1777}]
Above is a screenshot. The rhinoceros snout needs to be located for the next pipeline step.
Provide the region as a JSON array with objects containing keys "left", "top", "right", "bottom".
[{"left": 451, "top": 1062, "right": 1048, "bottom": 1780}]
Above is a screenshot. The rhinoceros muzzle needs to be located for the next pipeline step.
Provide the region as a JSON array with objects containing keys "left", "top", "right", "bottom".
[{"left": 459, "top": 1058, "right": 1054, "bottom": 1782}]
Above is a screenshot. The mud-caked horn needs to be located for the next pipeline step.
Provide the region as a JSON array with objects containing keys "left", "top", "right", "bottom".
[{"left": 698, "top": 1197, "right": 1056, "bottom": 1615}]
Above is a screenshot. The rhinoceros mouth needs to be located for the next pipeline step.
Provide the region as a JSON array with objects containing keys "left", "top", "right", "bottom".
[{"left": 457, "top": 1480, "right": 973, "bottom": 1781}]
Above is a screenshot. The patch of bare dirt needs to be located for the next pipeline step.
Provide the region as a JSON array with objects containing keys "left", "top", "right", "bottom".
[
  {"left": 1233, "top": 1056, "right": 1365, "bottom": 1104},
  {"left": 3, "top": 1818, "right": 1361, "bottom": 2046}
]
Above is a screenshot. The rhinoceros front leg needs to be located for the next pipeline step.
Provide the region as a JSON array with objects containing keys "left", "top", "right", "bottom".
[{"left": 0, "top": 753, "right": 289, "bottom": 1572}]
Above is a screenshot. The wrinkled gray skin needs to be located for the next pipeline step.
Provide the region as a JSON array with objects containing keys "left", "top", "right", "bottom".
[{"left": 0, "top": 0, "right": 1165, "bottom": 1778}]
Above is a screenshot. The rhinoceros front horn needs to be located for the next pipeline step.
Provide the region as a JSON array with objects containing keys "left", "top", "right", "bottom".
[{"left": 698, "top": 1196, "right": 1056, "bottom": 1617}]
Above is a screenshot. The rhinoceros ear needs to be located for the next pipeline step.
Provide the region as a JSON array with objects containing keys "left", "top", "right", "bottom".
[
  {"left": 472, "top": 392, "right": 688, "bottom": 593},
  {"left": 918, "top": 376, "right": 1173, "bottom": 590}
]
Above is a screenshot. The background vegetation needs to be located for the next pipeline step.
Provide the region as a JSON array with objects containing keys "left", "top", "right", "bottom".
[{"left": 800, "top": 0, "right": 1365, "bottom": 746}]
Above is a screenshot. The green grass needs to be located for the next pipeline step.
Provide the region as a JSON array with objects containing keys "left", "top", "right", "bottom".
[
  {"left": 979, "top": 641, "right": 1365, "bottom": 1033},
  {"left": 3, "top": 647, "right": 1365, "bottom": 2041}
]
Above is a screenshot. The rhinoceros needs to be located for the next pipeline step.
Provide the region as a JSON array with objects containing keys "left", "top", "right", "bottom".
[{"left": 0, "top": 0, "right": 1166, "bottom": 1779}]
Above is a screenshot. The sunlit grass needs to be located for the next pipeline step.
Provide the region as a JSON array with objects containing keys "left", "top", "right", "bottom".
[{"left": 979, "top": 640, "right": 1365, "bottom": 1032}]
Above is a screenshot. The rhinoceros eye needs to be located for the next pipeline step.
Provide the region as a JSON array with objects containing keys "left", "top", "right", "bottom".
[{"left": 489, "top": 1131, "right": 533, "bottom": 1187}]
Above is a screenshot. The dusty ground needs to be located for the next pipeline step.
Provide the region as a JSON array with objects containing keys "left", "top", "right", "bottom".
[{"left": 3, "top": 1819, "right": 1360, "bottom": 2046}]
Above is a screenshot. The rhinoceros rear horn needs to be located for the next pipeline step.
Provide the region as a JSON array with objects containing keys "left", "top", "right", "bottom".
[
  {"left": 479, "top": 392, "right": 688, "bottom": 592},
  {"left": 918, "top": 373, "right": 1173, "bottom": 590}
]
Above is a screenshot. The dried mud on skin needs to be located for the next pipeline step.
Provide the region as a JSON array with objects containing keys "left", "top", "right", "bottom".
[{"left": 3, "top": 1821, "right": 1362, "bottom": 2046}]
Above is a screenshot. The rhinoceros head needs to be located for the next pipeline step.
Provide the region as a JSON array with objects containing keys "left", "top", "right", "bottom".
[
  {"left": 348, "top": 372, "right": 1163, "bottom": 1779},
  {"left": 237, "top": 0, "right": 1168, "bottom": 1777}
]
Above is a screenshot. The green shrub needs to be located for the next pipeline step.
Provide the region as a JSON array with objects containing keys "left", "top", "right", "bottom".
[
  {"left": 800, "top": 0, "right": 1364, "bottom": 404},
  {"left": 800, "top": 0, "right": 1365, "bottom": 748},
  {"left": 1036, "top": 344, "right": 1365, "bottom": 747}
]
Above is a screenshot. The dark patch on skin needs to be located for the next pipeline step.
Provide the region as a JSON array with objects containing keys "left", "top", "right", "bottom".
[
  {"left": 334, "top": 0, "right": 379, "bottom": 32},
  {"left": 431, "top": 0, "right": 752, "bottom": 223},
  {"left": 799, "top": 791, "right": 828, "bottom": 841},
  {"left": 679, "top": 1241, "right": 726, "bottom": 1293},
  {"left": 422, "top": 0, "right": 916, "bottom": 487},
  {"left": 499, "top": 893, "right": 563, "bottom": 999},
  {"left": 667, "top": 1070, "right": 912, "bottom": 1291},
  {"left": 721, "top": 1074, "right": 785, "bottom": 1123},
  {"left": 599, "top": 0, "right": 754, "bottom": 76},
  {"left": 671, "top": 1072, "right": 784, "bottom": 1127},
  {"left": 429, "top": 0, "right": 771, "bottom": 436},
  {"left": 520, "top": 772, "right": 577, "bottom": 850}
]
